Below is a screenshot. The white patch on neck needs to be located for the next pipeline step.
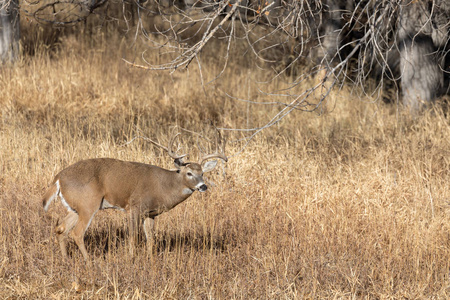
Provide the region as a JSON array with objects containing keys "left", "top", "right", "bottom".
[{"left": 182, "top": 188, "right": 194, "bottom": 196}]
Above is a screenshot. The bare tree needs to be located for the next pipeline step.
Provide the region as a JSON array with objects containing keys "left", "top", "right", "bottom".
[
  {"left": 15, "top": 0, "right": 450, "bottom": 123},
  {"left": 119, "top": 1, "right": 449, "bottom": 112}
]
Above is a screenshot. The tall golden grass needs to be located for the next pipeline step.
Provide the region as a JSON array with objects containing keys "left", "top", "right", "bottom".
[{"left": 1, "top": 23, "right": 450, "bottom": 298}]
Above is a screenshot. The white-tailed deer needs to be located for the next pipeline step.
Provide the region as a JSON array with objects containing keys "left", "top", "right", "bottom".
[{"left": 42, "top": 132, "right": 227, "bottom": 261}]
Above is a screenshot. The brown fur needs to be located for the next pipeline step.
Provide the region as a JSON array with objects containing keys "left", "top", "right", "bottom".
[{"left": 42, "top": 157, "right": 222, "bottom": 261}]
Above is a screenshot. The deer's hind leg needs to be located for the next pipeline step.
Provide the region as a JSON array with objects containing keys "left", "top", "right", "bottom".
[
  {"left": 55, "top": 210, "right": 79, "bottom": 259},
  {"left": 60, "top": 184, "right": 103, "bottom": 262},
  {"left": 69, "top": 201, "right": 100, "bottom": 261}
]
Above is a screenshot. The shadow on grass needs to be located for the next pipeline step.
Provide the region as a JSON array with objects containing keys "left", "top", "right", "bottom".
[{"left": 63, "top": 227, "right": 229, "bottom": 258}]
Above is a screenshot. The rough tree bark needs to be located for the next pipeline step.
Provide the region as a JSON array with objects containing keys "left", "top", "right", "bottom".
[
  {"left": 397, "top": 0, "right": 448, "bottom": 112},
  {"left": 0, "top": 0, "right": 20, "bottom": 63}
]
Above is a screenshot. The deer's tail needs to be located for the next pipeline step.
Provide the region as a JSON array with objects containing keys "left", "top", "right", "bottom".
[{"left": 42, "top": 178, "right": 60, "bottom": 212}]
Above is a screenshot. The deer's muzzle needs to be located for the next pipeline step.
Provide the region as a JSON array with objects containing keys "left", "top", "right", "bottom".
[{"left": 198, "top": 184, "right": 207, "bottom": 192}]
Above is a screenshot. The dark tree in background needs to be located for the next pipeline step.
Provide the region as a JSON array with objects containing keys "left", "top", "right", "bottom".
[
  {"left": 5, "top": 0, "right": 450, "bottom": 115},
  {"left": 397, "top": 0, "right": 449, "bottom": 111},
  {"left": 303, "top": 0, "right": 450, "bottom": 112}
]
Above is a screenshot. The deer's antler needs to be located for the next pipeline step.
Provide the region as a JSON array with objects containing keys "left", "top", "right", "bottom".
[
  {"left": 198, "top": 130, "right": 228, "bottom": 164},
  {"left": 145, "top": 132, "right": 187, "bottom": 161}
]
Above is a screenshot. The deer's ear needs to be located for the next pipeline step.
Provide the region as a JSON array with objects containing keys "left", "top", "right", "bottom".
[
  {"left": 202, "top": 160, "right": 217, "bottom": 173},
  {"left": 174, "top": 158, "right": 183, "bottom": 169}
]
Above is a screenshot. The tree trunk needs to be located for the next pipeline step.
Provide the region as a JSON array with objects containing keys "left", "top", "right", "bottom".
[
  {"left": 0, "top": 0, "right": 20, "bottom": 63},
  {"left": 308, "top": 0, "right": 351, "bottom": 68},
  {"left": 397, "top": 0, "right": 444, "bottom": 111}
]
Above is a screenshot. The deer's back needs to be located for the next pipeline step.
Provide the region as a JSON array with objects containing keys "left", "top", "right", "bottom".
[{"left": 56, "top": 158, "right": 167, "bottom": 208}]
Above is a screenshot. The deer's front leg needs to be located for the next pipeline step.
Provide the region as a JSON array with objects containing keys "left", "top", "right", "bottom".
[
  {"left": 127, "top": 208, "right": 141, "bottom": 255},
  {"left": 143, "top": 217, "right": 155, "bottom": 253},
  {"left": 143, "top": 218, "right": 155, "bottom": 241}
]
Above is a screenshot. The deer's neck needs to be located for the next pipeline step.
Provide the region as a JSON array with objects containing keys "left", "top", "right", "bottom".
[{"left": 163, "top": 172, "right": 195, "bottom": 209}]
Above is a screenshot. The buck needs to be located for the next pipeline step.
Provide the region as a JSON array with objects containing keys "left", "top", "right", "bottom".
[{"left": 42, "top": 133, "right": 227, "bottom": 261}]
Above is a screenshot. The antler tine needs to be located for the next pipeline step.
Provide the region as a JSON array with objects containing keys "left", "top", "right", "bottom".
[
  {"left": 167, "top": 132, "right": 187, "bottom": 161},
  {"left": 140, "top": 137, "right": 169, "bottom": 152},
  {"left": 140, "top": 132, "right": 186, "bottom": 161},
  {"left": 199, "top": 130, "right": 228, "bottom": 165},
  {"left": 199, "top": 152, "right": 228, "bottom": 164}
]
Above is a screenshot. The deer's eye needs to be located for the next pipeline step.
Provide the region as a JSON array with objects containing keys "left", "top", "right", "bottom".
[{"left": 187, "top": 172, "right": 193, "bottom": 177}]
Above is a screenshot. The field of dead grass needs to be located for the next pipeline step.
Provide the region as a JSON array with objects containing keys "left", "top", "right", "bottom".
[{"left": 1, "top": 25, "right": 450, "bottom": 299}]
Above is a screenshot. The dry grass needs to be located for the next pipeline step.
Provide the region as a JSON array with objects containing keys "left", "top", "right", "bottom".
[{"left": 1, "top": 24, "right": 450, "bottom": 299}]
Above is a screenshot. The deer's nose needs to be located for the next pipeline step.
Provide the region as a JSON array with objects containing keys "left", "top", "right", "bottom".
[{"left": 198, "top": 184, "right": 207, "bottom": 192}]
